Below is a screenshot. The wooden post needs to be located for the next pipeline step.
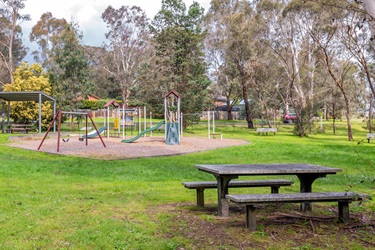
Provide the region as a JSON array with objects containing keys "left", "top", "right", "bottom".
[
  {"left": 196, "top": 188, "right": 204, "bottom": 207},
  {"left": 246, "top": 205, "right": 257, "bottom": 231}
]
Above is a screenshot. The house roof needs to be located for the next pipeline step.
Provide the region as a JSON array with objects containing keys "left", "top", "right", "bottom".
[
  {"left": 87, "top": 94, "right": 101, "bottom": 101},
  {"left": 0, "top": 91, "right": 55, "bottom": 102},
  {"left": 104, "top": 99, "right": 121, "bottom": 108}
]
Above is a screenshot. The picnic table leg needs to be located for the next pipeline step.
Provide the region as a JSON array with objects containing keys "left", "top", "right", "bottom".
[
  {"left": 215, "top": 175, "right": 237, "bottom": 217},
  {"left": 338, "top": 201, "right": 349, "bottom": 222},
  {"left": 246, "top": 205, "right": 257, "bottom": 231},
  {"left": 297, "top": 174, "right": 326, "bottom": 211},
  {"left": 196, "top": 188, "right": 205, "bottom": 207}
]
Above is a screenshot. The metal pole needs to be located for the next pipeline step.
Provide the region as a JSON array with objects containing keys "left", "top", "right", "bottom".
[
  {"left": 107, "top": 106, "right": 110, "bottom": 138},
  {"left": 150, "top": 112, "right": 152, "bottom": 137},
  {"left": 212, "top": 111, "right": 215, "bottom": 134},
  {"left": 57, "top": 111, "right": 62, "bottom": 152},
  {"left": 85, "top": 114, "right": 88, "bottom": 146},
  {"left": 144, "top": 106, "right": 146, "bottom": 137},
  {"left": 53, "top": 101, "right": 56, "bottom": 132},
  {"left": 181, "top": 112, "right": 183, "bottom": 138},
  {"left": 1, "top": 103, "right": 4, "bottom": 134},
  {"left": 164, "top": 97, "right": 167, "bottom": 141},
  {"left": 38, "top": 110, "right": 60, "bottom": 151},
  {"left": 208, "top": 110, "right": 210, "bottom": 139},
  {"left": 122, "top": 105, "right": 125, "bottom": 139},
  {"left": 178, "top": 97, "right": 180, "bottom": 143},
  {"left": 117, "top": 108, "right": 120, "bottom": 136},
  {"left": 138, "top": 107, "right": 141, "bottom": 134},
  {"left": 88, "top": 113, "right": 106, "bottom": 148},
  {"left": 7, "top": 101, "right": 10, "bottom": 126}
]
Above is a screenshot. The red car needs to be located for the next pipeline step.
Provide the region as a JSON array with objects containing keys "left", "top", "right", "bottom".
[{"left": 283, "top": 113, "right": 297, "bottom": 123}]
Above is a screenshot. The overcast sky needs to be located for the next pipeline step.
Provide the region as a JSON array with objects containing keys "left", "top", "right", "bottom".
[{"left": 20, "top": 0, "right": 211, "bottom": 62}]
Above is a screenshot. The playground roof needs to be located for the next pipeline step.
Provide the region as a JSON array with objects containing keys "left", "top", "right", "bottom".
[
  {"left": 0, "top": 91, "right": 55, "bottom": 102},
  {"left": 164, "top": 90, "right": 180, "bottom": 98}
]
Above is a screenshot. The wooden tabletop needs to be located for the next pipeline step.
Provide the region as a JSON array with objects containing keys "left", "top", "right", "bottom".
[{"left": 195, "top": 164, "right": 342, "bottom": 176}]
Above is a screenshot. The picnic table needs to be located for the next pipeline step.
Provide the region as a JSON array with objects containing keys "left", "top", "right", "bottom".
[
  {"left": 195, "top": 164, "right": 342, "bottom": 217},
  {"left": 6, "top": 124, "right": 35, "bottom": 134}
]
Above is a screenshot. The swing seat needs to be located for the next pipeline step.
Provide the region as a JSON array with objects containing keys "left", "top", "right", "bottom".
[{"left": 62, "top": 138, "right": 70, "bottom": 142}]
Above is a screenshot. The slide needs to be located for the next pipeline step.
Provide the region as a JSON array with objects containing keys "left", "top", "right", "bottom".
[
  {"left": 121, "top": 120, "right": 165, "bottom": 143},
  {"left": 81, "top": 126, "right": 108, "bottom": 139}
]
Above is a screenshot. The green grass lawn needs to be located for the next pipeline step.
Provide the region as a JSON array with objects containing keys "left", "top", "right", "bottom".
[{"left": 0, "top": 119, "right": 374, "bottom": 249}]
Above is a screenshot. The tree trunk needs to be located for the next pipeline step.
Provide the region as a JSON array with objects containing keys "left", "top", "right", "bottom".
[
  {"left": 369, "top": 95, "right": 373, "bottom": 133},
  {"left": 71, "top": 115, "right": 75, "bottom": 132},
  {"left": 242, "top": 82, "right": 253, "bottom": 129},
  {"left": 332, "top": 91, "right": 336, "bottom": 135},
  {"left": 343, "top": 94, "right": 353, "bottom": 141},
  {"left": 226, "top": 99, "right": 233, "bottom": 120},
  {"left": 319, "top": 44, "right": 353, "bottom": 141}
]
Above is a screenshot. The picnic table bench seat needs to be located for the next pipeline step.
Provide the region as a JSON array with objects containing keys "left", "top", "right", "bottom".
[
  {"left": 182, "top": 179, "right": 294, "bottom": 207},
  {"left": 256, "top": 127, "right": 277, "bottom": 135},
  {"left": 226, "top": 192, "right": 365, "bottom": 231}
]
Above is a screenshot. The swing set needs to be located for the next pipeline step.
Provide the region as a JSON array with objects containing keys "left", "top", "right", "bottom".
[{"left": 38, "top": 110, "right": 106, "bottom": 152}]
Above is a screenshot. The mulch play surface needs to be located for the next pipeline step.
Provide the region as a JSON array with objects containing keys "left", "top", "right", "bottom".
[{"left": 8, "top": 134, "right": 249, "bottom": 160}]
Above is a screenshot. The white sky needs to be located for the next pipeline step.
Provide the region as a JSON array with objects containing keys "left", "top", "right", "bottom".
[{"left": 20, "top": 0, "right": 211, "bottom": 62}]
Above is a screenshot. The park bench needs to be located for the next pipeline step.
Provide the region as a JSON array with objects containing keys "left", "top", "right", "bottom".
[
  {"left": 226, "top": 192, "right": 365, "bottom": 231},
  {"left": 367, "top": 133, "right": 375, "bottom": 143},
  {"left": 6, "top": 124, "right": 36, "bottom": 134},
  {"left": 182, "top": 179, "right": 294, "bottom": 207},
  {"left": 256, "top": 127, "right": 277, "bottom": 135}
]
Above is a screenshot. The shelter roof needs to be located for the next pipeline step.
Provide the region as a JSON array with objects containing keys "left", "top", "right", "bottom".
[{"left": 0, "top": 91, "right": 55, "bottom": 102}]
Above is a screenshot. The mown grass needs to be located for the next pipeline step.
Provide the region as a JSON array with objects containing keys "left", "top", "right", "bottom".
[{"left": 0, "top": 119, "right": 374, "bottom": 249}]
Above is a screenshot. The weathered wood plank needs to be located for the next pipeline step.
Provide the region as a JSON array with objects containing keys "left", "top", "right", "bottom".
[
  {"left": 182, "top": 179, "right": 294, "bottom": 207},
  {"left": 226, "top": 192, "right": 364, "bottom": 231}
]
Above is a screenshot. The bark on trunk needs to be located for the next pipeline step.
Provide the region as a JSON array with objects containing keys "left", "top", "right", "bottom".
[
  {"left": 242, "top": 82, "right": 253, "bottom": 129},
  {"left": 226, "top": 99, "right": 233, "bottom": 120}
]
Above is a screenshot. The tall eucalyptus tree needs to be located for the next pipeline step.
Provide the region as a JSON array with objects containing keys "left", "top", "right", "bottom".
[
  {"left": 29, "top": 12, "right": 68, "bottom": 70},
  {"left": 101, "top": 5, "right": 150, "bottom": 106},
  {"left": 0, "top": 0, "right": 29, "bottom": 85},
  {"left": 206, "top": 0, "right": 259, "bottom": 128}
]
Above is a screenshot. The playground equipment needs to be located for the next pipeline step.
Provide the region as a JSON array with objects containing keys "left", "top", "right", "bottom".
[
  {"left": 121, "top": 90, "right": 181, "bottom": 144},
  {"left": 81, "top": 126, "right": 108, "bottom": 140},
  {"left": 104, "top": 100, "right": 121, "bottom": 138},
  {"left": 164, "top": 90, "right": 181, "bottom": 145},
  {"left": 207, "top": 111, "right": 222, "bottom": 139},
  {"left": 121, "top": 120, "right": 165, "bottom": 143},
  {"left": 38, "top": 110, "right": 106, "bottom": 152}
]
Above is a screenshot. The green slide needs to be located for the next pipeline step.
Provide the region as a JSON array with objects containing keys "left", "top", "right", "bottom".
[
  {"left": 121, "top": 120, "right": 165, "bottom": 143},
  {"left": 81, "top": 126, "right": 107, "bottom": 139}
]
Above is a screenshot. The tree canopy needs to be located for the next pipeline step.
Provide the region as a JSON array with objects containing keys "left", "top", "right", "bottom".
[
  {"left": 3, "top": 62, "right": 53, "bottom": 126},
  {"left": 1, "top": 0, "right": 375, "bottom": 137}
]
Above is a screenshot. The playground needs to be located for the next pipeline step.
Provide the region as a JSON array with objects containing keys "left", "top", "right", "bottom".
[{"left": 8, "top": 135, "right": 249, "bottom": 160}]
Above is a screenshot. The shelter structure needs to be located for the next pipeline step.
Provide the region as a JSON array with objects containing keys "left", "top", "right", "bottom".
[{"left": 0, "top": 91, "right": 56, "bottom": 134}]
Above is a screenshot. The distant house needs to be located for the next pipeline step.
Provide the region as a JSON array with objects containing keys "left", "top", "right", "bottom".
[
  {"left": 87, "top": 94, "right": 101, "bottom": 101},
  {"left": 214, "top": 96, "right": 227, "bottom": 107}
]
